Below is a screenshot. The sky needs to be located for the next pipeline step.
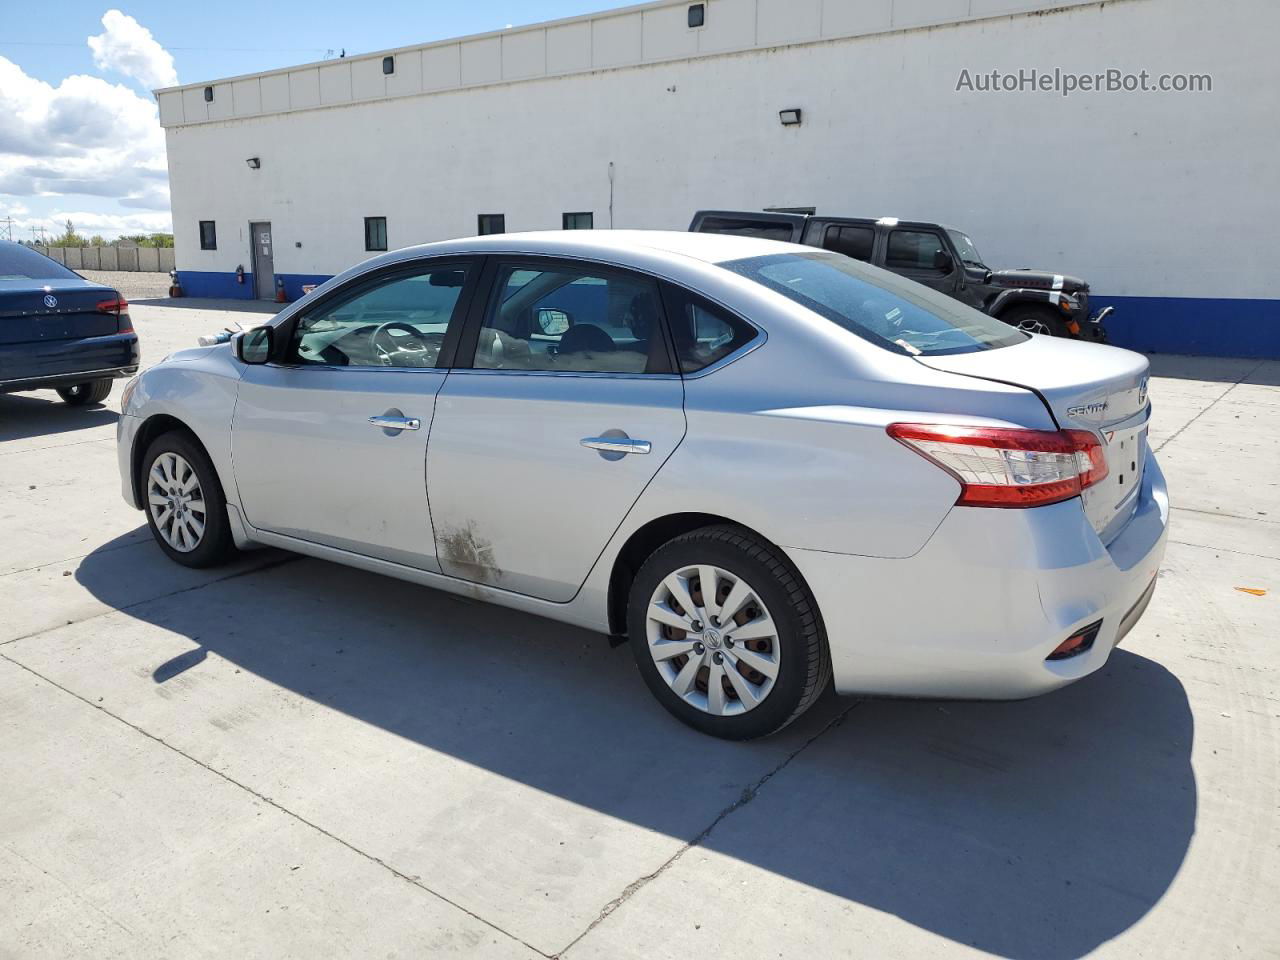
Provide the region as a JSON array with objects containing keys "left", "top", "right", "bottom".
[{"left": 0, "top": 1, "right": 634, "bottom": 242}]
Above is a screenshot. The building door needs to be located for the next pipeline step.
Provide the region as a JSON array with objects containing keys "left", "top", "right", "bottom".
[{"left": 250, "top": 222, "right": 274, "bottom": 299}]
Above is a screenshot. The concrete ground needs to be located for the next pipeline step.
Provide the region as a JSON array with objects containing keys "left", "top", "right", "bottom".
[
  {"left": 1, "top": 300, "right": 1277, "bottom": 959},
  {"left": 78, "top": 270, "right": 175, "bottom": 301}
]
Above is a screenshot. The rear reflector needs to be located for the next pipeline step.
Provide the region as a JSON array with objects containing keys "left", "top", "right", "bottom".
[
  {"left": 888, "top": 423, "right": 1108, "bottom": 508},
  {"left": 1047, "top": 620, "right": 1103, "bottom": 661}
]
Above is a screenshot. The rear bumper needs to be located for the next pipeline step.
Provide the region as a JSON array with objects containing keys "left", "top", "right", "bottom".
[
  {"left": 0, "top": 333, "right": 139, "bottom": 392},
  {"left": 787, "top": 454, "right": 1169, "bottom": 699}
]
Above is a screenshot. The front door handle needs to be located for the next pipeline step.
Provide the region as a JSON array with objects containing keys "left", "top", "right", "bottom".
[
  {"left": 581, "top": 436, "right": 651, "bottom": 456},
  {"left": 369, "top": 415, "right": 421, "bottom": 431}
]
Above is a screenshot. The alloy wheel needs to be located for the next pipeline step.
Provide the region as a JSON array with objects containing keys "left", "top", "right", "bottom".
[
  {"left": 645, "top": 564, "right": 780, "bottom": 716},
  {"left": 148, "top": 452, "right": 207, "bottom": 553},
  {"left": 1016, "top": 317, "right": 1052, "bottom": 335}
]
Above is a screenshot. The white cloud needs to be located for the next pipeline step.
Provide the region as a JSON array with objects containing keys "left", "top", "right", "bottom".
[
  {"left": 87, "top": 10, "right": 178, "bottom": 90},
  {"left": 0, "top": 12, "right": 174, "bottom": 239},
  {"left": 9, "top": 208, "right": 172, "bottom": 239}
]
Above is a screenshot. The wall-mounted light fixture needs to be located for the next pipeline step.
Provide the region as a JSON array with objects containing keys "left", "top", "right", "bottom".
[
  {"left": 688, "top": 3, "right": 705, "bottom": 28},
  {"left": 779, "top": 108, "right": 803, "bottom": 126},
  {"left": 382, "top": 55, "right": 395, "bottom": 75},
  {"left": 246, "top": 157, "right": 261, "bottom": 170},
  {"left": 203, "top": 86, "right": 214, "bottom": 103}
]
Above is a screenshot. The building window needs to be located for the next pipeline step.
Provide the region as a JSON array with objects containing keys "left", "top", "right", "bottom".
[
  {"left": 199, "top": 221, "right": 217, "bottom": 250},
  {"left": 364, "top": 216, "right": 388, "bottom": 251},
  {"left": 382, "top": 56, "right": 395, "bottom": 75},
  {"left": 688, "top": 4, "right": 705, "bottom": 28},
  {"left": 477, "top": 214, "right": 506, "bottom": 236},
  {"left": 562, "top": 212, "right": 594, "bottom": 231}
]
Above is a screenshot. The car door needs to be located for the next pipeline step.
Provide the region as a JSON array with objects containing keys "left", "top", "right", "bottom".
[
  {"left": 425, "top": 257, "right": 687, "bottom": 601},
  {"left": 231, "top": 258, "right": 480, "bottom": 571},
  {"left": 883, "top": 227, "right": 960, "bottom": 297}
]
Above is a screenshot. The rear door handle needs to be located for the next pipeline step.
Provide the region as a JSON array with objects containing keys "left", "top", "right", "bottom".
[
  {"left": 581, "top": 436, "right": 651, "bottom": 455},
  {"left": 369, "top": 415, "right": 421, "bottom": 431}
]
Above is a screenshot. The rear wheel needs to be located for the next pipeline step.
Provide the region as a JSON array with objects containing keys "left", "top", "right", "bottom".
[
  {"left": 627, "top": 525, "right": 830, "bottom": 740},
  {"left": 56, "top": 379, "right": 112, "bottom": 405},
  {"left": 1003, "top": 305, "right": 1070, "bottom": 338},
  {"left": 142, "top": 432, "right": 237, "bottom": 568}
]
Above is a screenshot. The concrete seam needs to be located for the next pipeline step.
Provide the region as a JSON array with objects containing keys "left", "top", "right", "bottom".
[
  {"left": 1172, "top": 505, "right": 1279, "bottom": 527},
  {"left": 1153, "top": 360, "right": 1266, "bottom": 454},
  {"left": 1169, "top": 539, "right": 1280, "bottom": 563},
  {"left": 0, "top": 436, "right": 116, "bottom": 457},
  {"left": 554, "top": 701, "right": 860, "bottom": 958},
  {"left": 0, "top": 538, "right": 148, "bottom": 580},
  {"left": 0, "top": 651, "right": 554, "bottom": 960},
  {"left": 0, "top": 555, "right": 298, "bottom": 648}
]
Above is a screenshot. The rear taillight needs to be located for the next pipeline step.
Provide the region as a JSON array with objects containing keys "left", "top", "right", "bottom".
[
  {"left": 97, "top": 296, "right": 132, "bottom": 333},
  {"left": 888, "top": 423, "right": 1108, "bottom": 508}
]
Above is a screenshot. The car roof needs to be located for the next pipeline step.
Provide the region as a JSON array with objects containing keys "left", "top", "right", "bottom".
[{"left": 385, "top": 229, "right": 803, "bottom": 268}]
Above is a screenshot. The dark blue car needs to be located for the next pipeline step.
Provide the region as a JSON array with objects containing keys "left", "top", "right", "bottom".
[{"left": 0, "top": 241, "right": 139, "bottom": 405}]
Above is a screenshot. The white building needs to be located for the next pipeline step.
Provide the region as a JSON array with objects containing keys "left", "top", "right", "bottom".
[{"left": 156, "top": 0, "right": 1278, "bottom": 357}]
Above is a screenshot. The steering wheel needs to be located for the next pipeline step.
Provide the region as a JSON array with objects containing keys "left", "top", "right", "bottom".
[{"left": 370, "top": 321, "right": 433, "bottom": 366}]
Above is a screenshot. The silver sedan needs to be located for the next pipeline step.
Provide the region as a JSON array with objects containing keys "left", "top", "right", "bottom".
[{"left": 117, "top": 231, "right": 1168, "bottom": 739}]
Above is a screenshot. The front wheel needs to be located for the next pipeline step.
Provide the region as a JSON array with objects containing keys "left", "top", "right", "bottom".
[
  {"left": 627, "top": 526, "right": 831, "bottom": 740},
  {"left": 57, "top": 379, "right": 112, "bottom": 405},
  {"left": 142, "top": 432, "right": 237, "bottom": 568}
]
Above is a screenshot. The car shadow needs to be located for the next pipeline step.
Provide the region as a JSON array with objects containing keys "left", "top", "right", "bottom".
[
  {"left": 0, "top": 391, "right": 118, "bottom": 441},
  {"left": 77, "top": 532, "right": 1195, "bottom": 959}
]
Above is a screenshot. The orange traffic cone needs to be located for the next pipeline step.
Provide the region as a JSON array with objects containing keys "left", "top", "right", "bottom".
[{"left": 275, "top": 277, "right": 288, "bottom": 303}]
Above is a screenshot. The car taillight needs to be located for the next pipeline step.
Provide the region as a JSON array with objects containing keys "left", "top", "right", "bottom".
[
  {"left": 887, "top": 423, "right": 1108, "bottom": 508},
  {"left": 97, "top": 296, "right": 132, "bottom": 333}
]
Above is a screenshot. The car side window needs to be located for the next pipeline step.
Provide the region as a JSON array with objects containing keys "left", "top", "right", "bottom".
[
  {"left": 886, "top": 230, "right": 950, "bottom": 273},
  {"left": 822, "top": 225, "right": 874, "bottom": 262},
  {"left": 661, "top": 284, "right": 758, "bottom": 374},
  {"left": 473, "top": 263, "right": 667, "bottom": 374},
  {"left": 290, "top": 265, "right": 470, "bottom": 368}
]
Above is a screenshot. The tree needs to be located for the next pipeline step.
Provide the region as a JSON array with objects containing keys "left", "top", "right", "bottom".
[
  {"left": 50, "top": 219, "right": 86, "bottom": 248},
  {"left": 89, "top": 235, "right": 106, "bottom": 247},
  {"left": 116, "top": 233, "right": 175, "bottom": 248}
]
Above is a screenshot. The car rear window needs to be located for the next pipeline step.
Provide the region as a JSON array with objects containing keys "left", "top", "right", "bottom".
[
  {"left": 695, "top": 216, "right": 797, "bottom": 243},
  {"left": 0, "top": 244, "right": 79, "bottom": 281},
  {"left": 721, "top": 251, "right": 1027, "bottom": 356}
]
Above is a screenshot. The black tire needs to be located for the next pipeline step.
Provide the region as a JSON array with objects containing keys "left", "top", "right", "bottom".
[
  {"left": 141, "top": 431, "right": 237, "bottom": 568},
  {"left": 56, "top": 379, "right": 112, "bottom": 405},
  {"left": 627, "top": 525, "right": 831, "bottom": 740},
  {"left": 1002, "top": 305, "right": 1071, "bottom": 338}
]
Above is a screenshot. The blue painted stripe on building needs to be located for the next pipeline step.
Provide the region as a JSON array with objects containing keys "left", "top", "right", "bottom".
[
  {"left": 176, "top": 271, "right": 335, "bottom": 302},
  {"left": 175, "top": 271, "right": 1280, "bottom": 359},
  {"left": 1093, "top": 296, "right": 1280, "bottom": 359}
]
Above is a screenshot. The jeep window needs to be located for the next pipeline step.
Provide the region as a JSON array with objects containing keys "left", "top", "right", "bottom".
[
  {"left": 947, "top": 230, "right": 987, "bottom": 269},
  {"left": 722, "top": 251, "right": 1027, "bottom": 356},
  {"left": 821, "top": 225, "right": 874, "bottom": 262},
  {"left": 696, "top": 216, "right": 796, "bottom": 242},
  {"left": 886, "top": 230, "right": 949, "bottom": 272}
]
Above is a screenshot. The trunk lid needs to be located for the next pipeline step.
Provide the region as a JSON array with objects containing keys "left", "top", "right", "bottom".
[
  {"left": 0, "top": 279, "right": 123, "bottom": 344},
  {"left": 917, "top": 336, "right": 1151, "bottom": 543}
]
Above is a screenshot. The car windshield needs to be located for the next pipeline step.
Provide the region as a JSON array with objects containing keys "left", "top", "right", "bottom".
[
  {"left": 0, "top": 244, "right": 79, "bottom": 281},
  {"left": 946, "top": 230, "right": 986, "bottom": 268},
  {"left": 722, "top": 250, "right": 1026, "bottom": 356}
]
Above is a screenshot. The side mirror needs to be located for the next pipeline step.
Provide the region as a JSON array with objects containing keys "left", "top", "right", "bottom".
[
  {"left": 537, "top": 308, "right": 571, "bottom": 336},
  {"left": 933, "top": 250, "right": 954, "bottom": 273},
  {"left": 234, "top": 325, "right": 274, "bottom": 364}
]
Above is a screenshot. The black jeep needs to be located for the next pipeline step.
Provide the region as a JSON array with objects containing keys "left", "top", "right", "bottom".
[{"left": 690, "top": 210, "right": 1110, "bottom": 341}]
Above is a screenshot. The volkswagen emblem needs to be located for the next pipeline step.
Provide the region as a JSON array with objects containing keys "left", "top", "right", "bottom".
[
  {"left": 1138, "top": 376, "right": 1149, "bottom": 407},
  {"left": 43, "top": 294, "right": 58, "bottom": 309}
]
